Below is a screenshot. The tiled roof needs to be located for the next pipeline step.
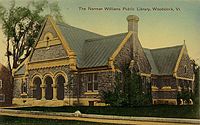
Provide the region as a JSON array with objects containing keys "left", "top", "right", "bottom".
[{"left": 144, "top": 45, "right": 183, "bottom": 75}]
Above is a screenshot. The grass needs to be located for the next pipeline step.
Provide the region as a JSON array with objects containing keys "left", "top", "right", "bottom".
[
  {"left": 0, "top": 116, "right": 112, "bottom": 125},
  {"left": 10, "top": 105, "right": 200, "bottom": 119}
]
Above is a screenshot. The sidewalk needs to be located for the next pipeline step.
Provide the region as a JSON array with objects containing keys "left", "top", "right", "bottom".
[{"left": 0, "top": 108, "right": 199, "bottom": 125}]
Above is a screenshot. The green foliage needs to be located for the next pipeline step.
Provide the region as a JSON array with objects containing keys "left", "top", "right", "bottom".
[
  {"left": 102, "top": 63, "right": 152, "bottom": 107},
  {"left": 0, "top": 0, "right": 63, "bottom": 70},
  {"left": 102, "top": 73, "right": 128, "bottom": 106},
  {"left": 192, "top": 62, "right": 199, "bottom": 106}
]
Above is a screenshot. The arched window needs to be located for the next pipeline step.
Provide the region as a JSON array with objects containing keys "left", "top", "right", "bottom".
[
  {"left": 33, "top": 76, "right": 42, "bottom": 100},
  {"left": 44, "top": 76, "right": 53, "bottom": 100},
  {"left": 56, "top": 75, "right": 65, "bottom": 100}
]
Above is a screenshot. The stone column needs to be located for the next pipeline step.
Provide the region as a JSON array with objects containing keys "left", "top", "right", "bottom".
[
  {"left": 40, "top": 84, "right": 46, "bottom": 100},
  {"left": 52, "top": 78, "right": 57, "bottom": 100}
]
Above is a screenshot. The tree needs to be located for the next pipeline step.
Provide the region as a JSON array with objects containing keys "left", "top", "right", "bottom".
[
  {"left": 102, "top": 63, "right": 152, "bottom": 107},
  {"left": 0, "top": 0, "right": 63, "bottom": 72},
  {"left": 102, "top": 73, "right": 128, "bottom": 107},
  {"left": 0, "top": 0, "right": 63, "bottom": 101},
  {"left": 191, "top": 60, "right": 199, "bottom": 106}
]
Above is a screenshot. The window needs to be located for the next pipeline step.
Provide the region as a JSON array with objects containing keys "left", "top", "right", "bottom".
[
  {"left": 94, "top": 82, "right": 98, "bottom": 91},
  {"left": 21, "top": 79, "right": 27, "bottom": 94},
  {"left": 88, "top": 74, "right": 93, "bottom": 82},
  {"left": 89, "top": 101, "right": 94, "bottom": 106},
  {"left": 87, "top": 73, "right": 98, "bottom": 91},
  {"left": 87, "top": 83, "right": 93, "bottom": 91},
  {"left": 0, "top": 80, "right": 2, "bottom": 89},
  {"left": 0, "top": 94, "right": 5, "bottom": 102},
  {"left": 184, "top": 65, "right": 187, "bottom": 73}
]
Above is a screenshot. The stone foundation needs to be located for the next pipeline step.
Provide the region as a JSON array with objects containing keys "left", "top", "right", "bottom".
[
  {"left": 152, "top": 99, "right": 177, "bottom": 105},
  {"left": 12, "top": 97, "right": 106, "bottom": 107}
]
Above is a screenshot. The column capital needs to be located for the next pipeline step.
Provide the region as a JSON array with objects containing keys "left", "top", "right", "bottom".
[
  {"left": 52, "top": 84, "right": 57, "bottom": 88},
  {"left": 40, "top": 84, "right": 46, "bottom": 88}
]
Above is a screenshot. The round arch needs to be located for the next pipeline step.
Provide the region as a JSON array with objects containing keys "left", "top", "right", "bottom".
[
  {"left": 55, "top": 72, "right": 68, "bottom": 100},
  {"left": 31, "top": 74, "right": 42, "bottom": 88},
  {"left": 43, "top": 74, "right": 53, "bottom": 100},
  {"left": 32, "top": 76, "right": 42, "bottom": 100}
]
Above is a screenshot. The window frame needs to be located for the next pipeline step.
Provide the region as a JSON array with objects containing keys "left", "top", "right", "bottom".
[{"left": 87, "top": 73, "right": 98, "bottom": 92}]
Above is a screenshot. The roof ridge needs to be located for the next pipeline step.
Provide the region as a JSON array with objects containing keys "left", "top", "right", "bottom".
[
  {"left": 57, "top": 22, "right": 102, "bottom": 37},
  {"left": 85, "top": 32, "right": 128, "bottom": 42},
  {"left": 150, "top": 45, "right": 183, "bottom": 51}
]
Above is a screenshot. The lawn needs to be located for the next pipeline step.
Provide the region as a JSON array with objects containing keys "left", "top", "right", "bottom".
[
  {"left": 0, "top": 116, "right": 112, "bottom": 125},
  {"left": 10, "top": 105, "right": 200, "bottom": 119}
]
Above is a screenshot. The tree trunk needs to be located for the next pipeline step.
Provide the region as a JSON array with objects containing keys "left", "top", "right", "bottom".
[{"left": 6, "top": 38, "right": 14, "bottom": 102}]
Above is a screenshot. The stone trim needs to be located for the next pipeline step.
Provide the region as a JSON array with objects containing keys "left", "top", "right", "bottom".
[
  {"left": 110, "top": 31, "right": 133, "bottom": 61},
  {"left": 173, "top": 45, "right": 185, "bottom": 76},
  {"left": 153, "top": 99, "right": 177, "bottom": 105}
]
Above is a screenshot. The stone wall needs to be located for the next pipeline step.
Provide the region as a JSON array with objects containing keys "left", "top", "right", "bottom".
[
  {"left": 152, "top": 91, "right": 177, "bottom": 99},
  {"left": 27, "top": 65, "right": 70, "bottom": 98},
  {"left": 152, "top": 76, "right": 177, "bottom": 89},
  {"left": 151, "top": 76, "right": 178, "bottom": 100},
  {"left": 114, "top": 38, "right": 132, "bottom": 70},
  {"left": 30, "top": 45, "right": 67, "bottom": 62},
  {"left": 135, "top": 37, "right": 151, "bottom": 74},
  {"left": 39, "top": 19, "right": 57, "bottom": 41},
  {"left": 77, "top": 71, "right": 114, "bottom": 99},
  {"left": 13, "top": 78, "right": 22, "bottom": 98},
  {"left": 177, "top": 48, "right": 194, "bottom": 79},
  {"left": 114, "top": 36, "right": 151, "bottom": 74}
]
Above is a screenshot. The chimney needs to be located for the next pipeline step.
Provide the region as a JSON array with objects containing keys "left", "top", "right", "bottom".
[{"left": 126, "top": 15, "right": 139, "bottom": 34}]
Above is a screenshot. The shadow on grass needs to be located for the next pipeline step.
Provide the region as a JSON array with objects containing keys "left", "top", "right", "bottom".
[{"left": 9, "top": 105, "right": 200, "bottom": 119}]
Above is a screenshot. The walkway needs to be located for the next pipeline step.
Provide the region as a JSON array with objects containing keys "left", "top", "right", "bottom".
[{"left": 0, "top": 108, "right": 199, "bottom": 125}]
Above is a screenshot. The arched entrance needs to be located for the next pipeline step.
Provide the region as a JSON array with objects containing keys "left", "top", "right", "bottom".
[
  {"left": 56, "top": 75, "right": 65, "bottom": 100},
  {"left": 45, "top": 76, "right": 53, "bottom": 100},
  {"left": 33, "top": 77, "right": 42, "bottom": 100}
]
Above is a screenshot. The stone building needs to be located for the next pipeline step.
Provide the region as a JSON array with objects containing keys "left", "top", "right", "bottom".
[
  {"left": 13, "top": 15, "right": 194, "bottom": 106},
  {"left": 144, "top": 45, "right": 194, "bottom": 105},
  {"left": 0, "top": 63, "right": 12, "bottom": 106}
]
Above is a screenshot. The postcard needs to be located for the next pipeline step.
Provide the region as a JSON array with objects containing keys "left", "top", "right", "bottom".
[{"left": 0, "top": 0, "right": 199, "bottom": 124}]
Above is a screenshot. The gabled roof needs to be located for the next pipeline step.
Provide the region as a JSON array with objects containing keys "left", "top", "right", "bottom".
[
  {"left": 57, "top": 22, "right": 102, "bottom": 66},
  {"left": 143, "top": 48, "right": 159, "bottom": 74},
  {"left": 144, "top": 45, "right": 183, "bottom": 75},
  {"left": 14, "top": 58, "right": 29, "bottom": 76},
  {"left": 15, "top": 64, "right": 25, "bottom": 75},
  {"left": 80, "top": 33, "right": 128, "bottom": 68},
  {"left": 57, "top": 22, "right": 129, "bottom": 68}
]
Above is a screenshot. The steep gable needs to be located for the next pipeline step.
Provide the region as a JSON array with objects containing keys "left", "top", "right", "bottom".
[
  {"left": 29, "top": 17, "right": 69, "bottom": 63},
  {"left": 144, "top": 48, "right": 159, "bottom": 74},
  {"left": 144, "top": 45, "right": 183, "bottom": 75},
  {"left": 176, "top": 46, "right": 194, "bottom": 79}
]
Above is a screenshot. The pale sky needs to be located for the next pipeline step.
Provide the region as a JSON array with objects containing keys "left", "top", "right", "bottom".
[{"left": 0, "top": 0, "right": 200, "bottom": 66}]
